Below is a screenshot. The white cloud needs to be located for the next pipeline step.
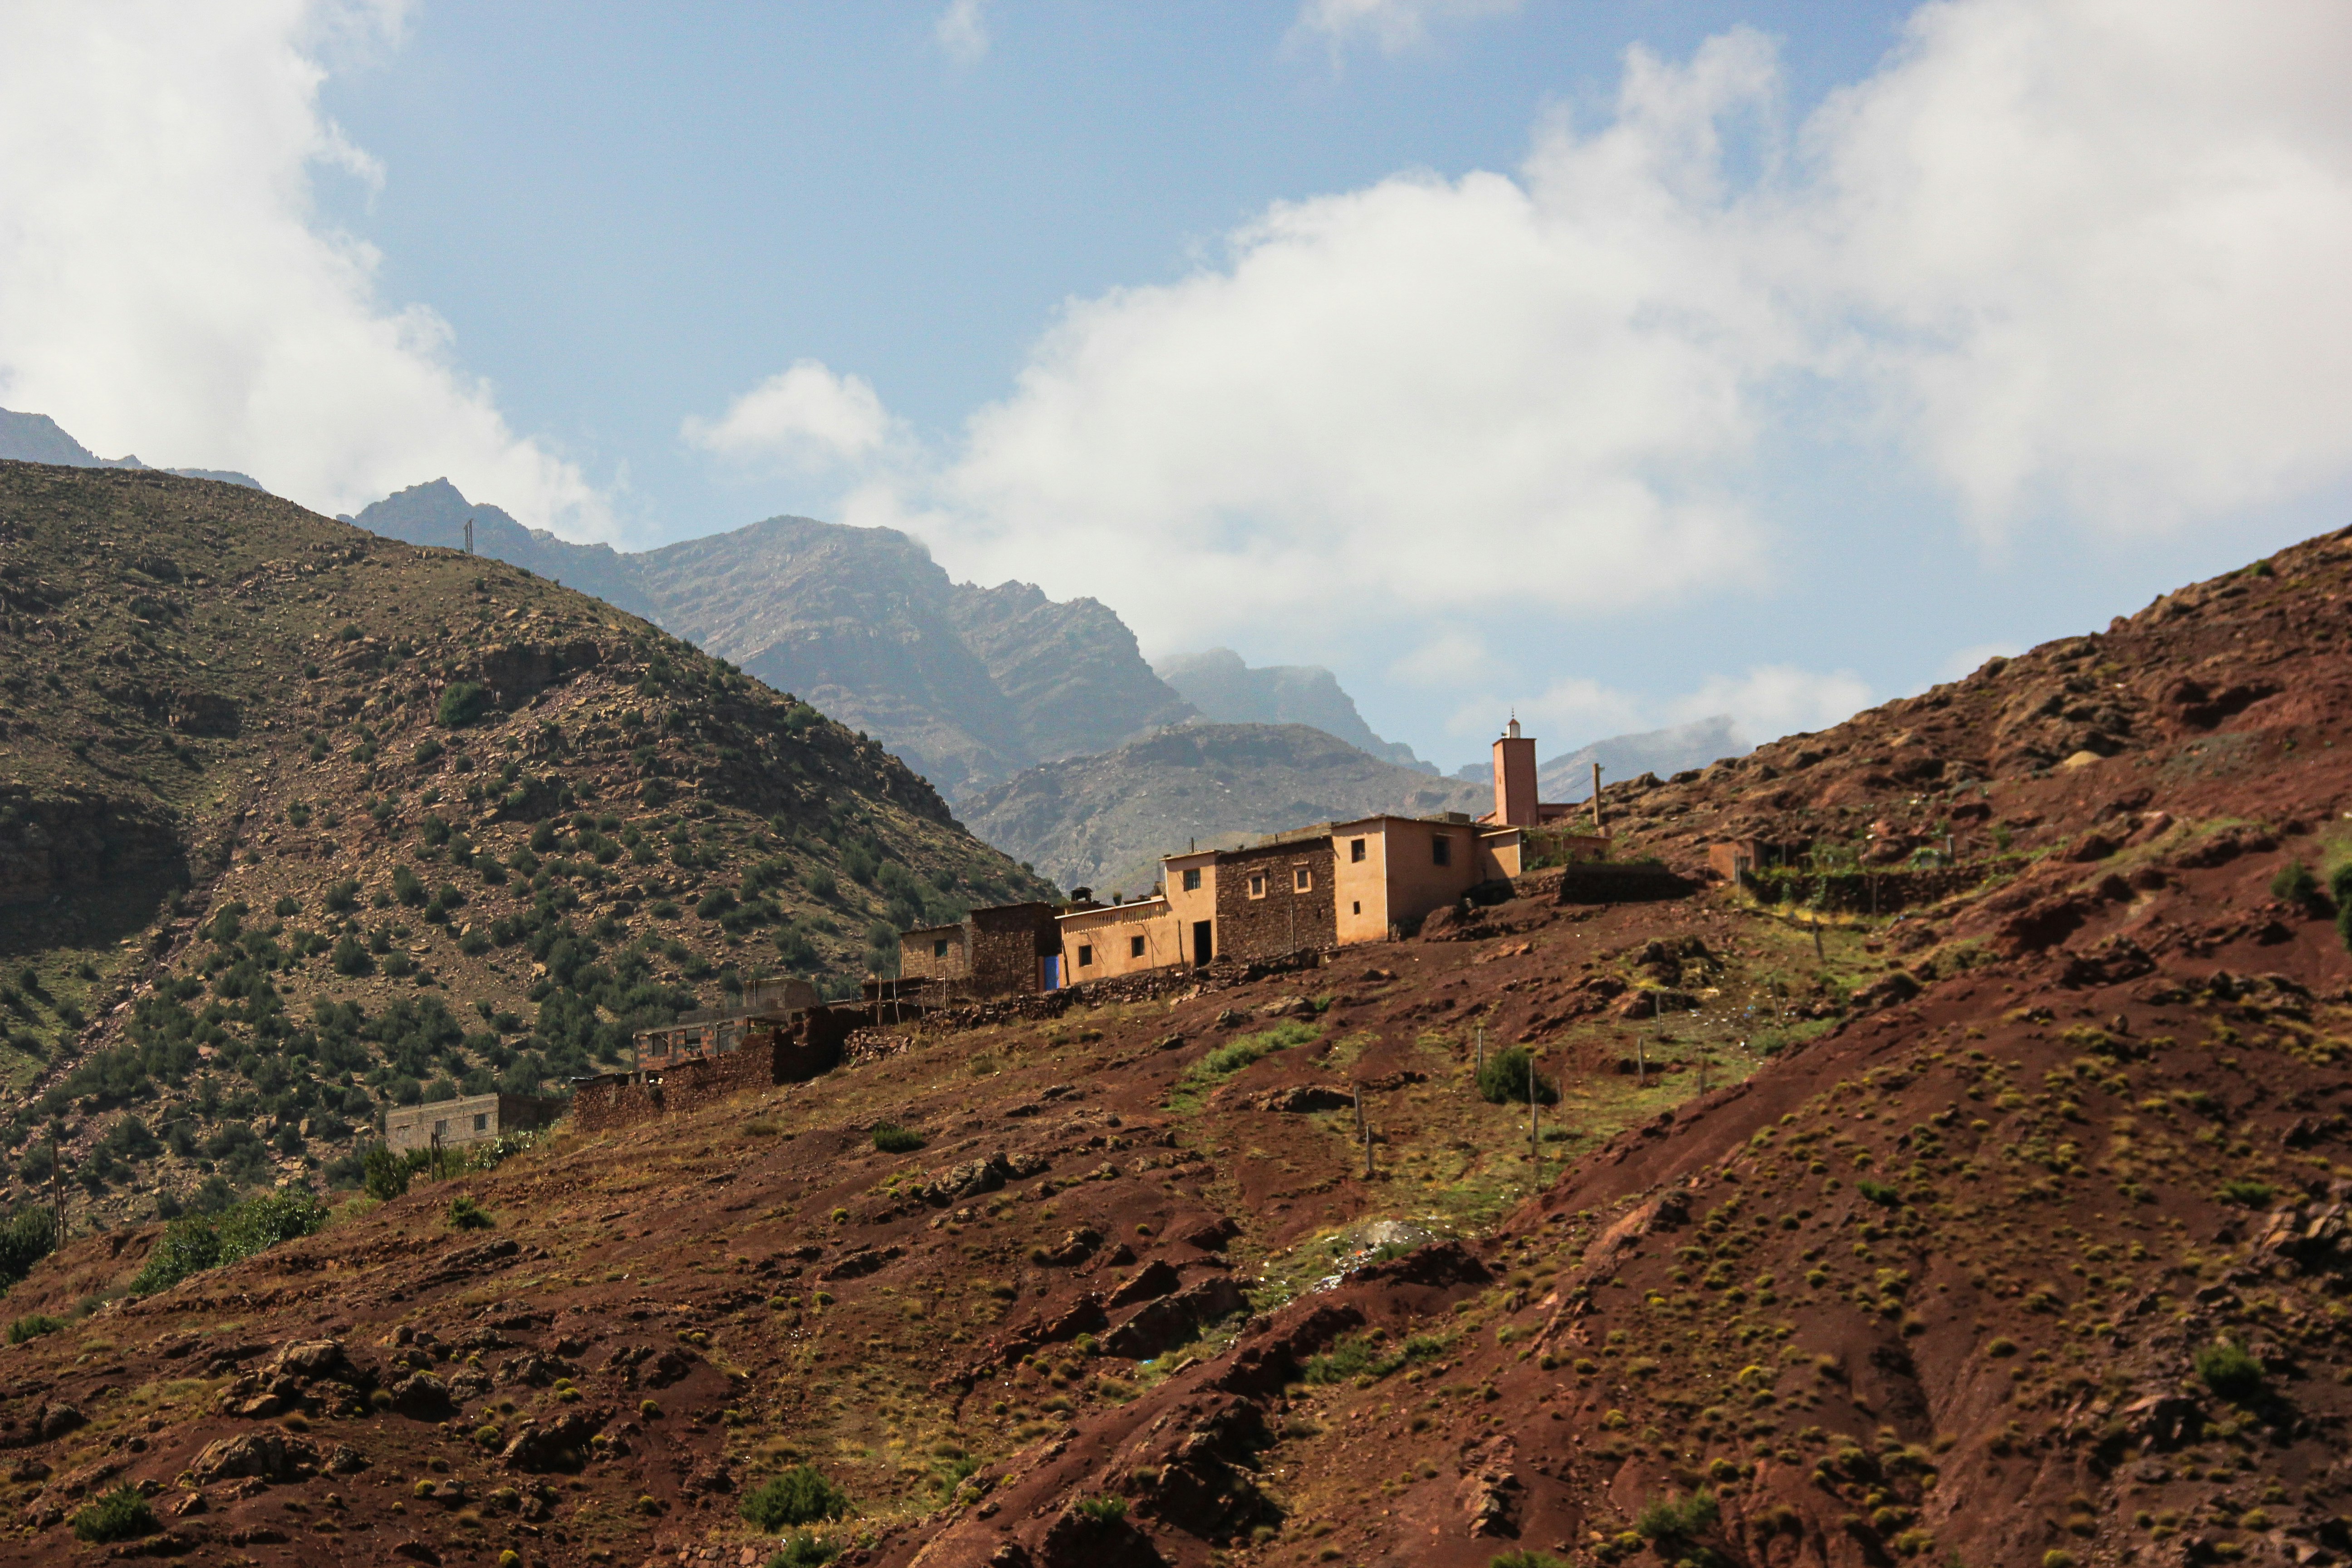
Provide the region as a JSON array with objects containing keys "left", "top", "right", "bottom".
[
  {"left": 1292, "top": 0, "right": 1523, "bottom": 58},
  {"left": 0, "top": 0, "right": 606, "bottom": 534},
  {"left": 876, "top": 0, "right": 2352, "bottom": 663},
  {"left": 682, "top": 360, "right": 893, "bottom": 469},
  {"left": 1501, "top": 662, "right": 1869, "bottom": 757},
  {"left": 1807, "top": 0, "right": 2352, "bottom": 536},
  {"left": 934, "top": 0, "right": 989, "bottom": 67},
  {"left": 928, "top": 27, "right": 1788, "bottom": 652}
]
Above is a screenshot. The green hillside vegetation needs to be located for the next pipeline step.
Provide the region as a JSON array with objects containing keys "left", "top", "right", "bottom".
[{"left": 0, "top": 461, "right": 1055, "bottom": 1228}]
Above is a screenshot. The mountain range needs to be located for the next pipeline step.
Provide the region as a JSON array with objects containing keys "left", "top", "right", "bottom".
[
  {"left": 0, "top": 407, "right": 266, "bottom": 491},
  {"left": 958, "top": 721, "right": 1487, "bottom": 896}
]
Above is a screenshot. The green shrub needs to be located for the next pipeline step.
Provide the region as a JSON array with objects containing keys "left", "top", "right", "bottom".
[
  {"left": 2215, "top": 1178, "right": 2275, "bottom": 1208},
  {"left": 129, "top": 1186, "right": 326, "bottom": 1296},
  {"left": 361, "top": 1144, "right": 411, "bottom": 1201},
  {"left": 740, "top": 1465, "right": 852, "bottom": 1531},
  {"left": 1476, "top": 1045, "right": 1558, "bottom": 1106},
  {"left": 129, "top": 1215, "right": 223, "bottom": 1295},
  {"left": 2333, "top": 862, "right": 2352, "bottom": 910},
  {"left": 71, "top": 1485, "right": 156, "bottom": 1543},
  {"left": 437, "top": 681, "right": 490, "bottom": 728},
  {"left": 769, "top": 1535, "right": 842, "bottom": 1568},
  {"left": 2271, "top": 860, "right": 2322, "bottom": 909},
  {"left": 2195, "top": 1340, "right": 2264, "bottom": 1402},
  {"left": 1489, "top": 1553, "right": 1575, "bottom": 1568},
  {"left": 448, "top": 1195, "right": 493, "bottom": 1230},
  {"left": 0, "top": 1205, "right": 58, "bottom": 1289},
  {"left": 871, "top": 1124, "right": 923, "bottom": 1154},
  {"left": 1855, "top": 1178, "right": 1901, "bottom": 1207},
  {"left": 1072, "top": 1495, "right": 1127, "bottom": 1524},
  {"left": 7, "top": 1313, "right": 64, "bottom": 1345},
  {"left": 1633, "top": 1488, "right": 1719, "bottom": 1542}
]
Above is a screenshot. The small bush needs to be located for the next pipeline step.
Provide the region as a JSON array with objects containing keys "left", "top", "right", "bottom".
[
  {"left": 1855, "top": 1178, "right": 1901, "bottom": 1207},
  {"left": 71, "top": 1485, "right": 156, "bottom": 1543},
  {"left": 437, "top": 681, "right": 490, "bottom": 728},
  {"left": 2271, "top": 860, "right": 2322, "bottom": 910},
  {"left": 1633, "top": 1488, "right": 1719, "bottom": 1543},
  {"left": 1489, "top": 1553, "right": 1575, "bottom": 1568},
  {"left": 740, "top": 1465, "right": 853, "bottom": 1531},
  {"left": 1072, "top": 1495, "right": 1127, "bottom": 1524},
  {"left": 7, "top": 1313, "right": 64, "bottom": 1345},
  {"left": 2215, "top": 1178, "right": 2275, "bottom": 1208},
  {"left": 0, "top": 1205, "right": 58, "bottom": 1289},
  {"left": 769, "top": 1534, "right": 843, "bottom": 1568},
  {"left": 448, "top": 1195, "right": 493, "bottom": 1230},
  {"left": 2195, "top": 1340, "right": 2264, "bottom": 1402},
  {"left": 1476, "top": 1045, "right": 1559, "bottom": 1107},
  {"left": 1191, "top": 1021, "right": 1319, "bottom": 1082},
  {"left": 361, "top": 1144, "right": 411, "bottom": 1201},
  {"left": 871, "top": 1123, "right": 923, "bottom": 1154}
]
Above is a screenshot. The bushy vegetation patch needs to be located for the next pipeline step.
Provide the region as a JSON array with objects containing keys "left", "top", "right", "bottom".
[
  {"left": 740, "top": 1465, "right": 852, "bottom": 1531},
  {"left": 1476, "top": 1045, "right": 1558, "bottom": 1106},
  {"left": 871, "top": 1123, "right": 924, "bottom": 1154},
  {"left": 1194, "top": 1021, "right": 1318, "bottom": 1081},
  {"left": 2195, "top": 1340, "right": 2264, "bottom": 1402},
  {"left": 1633, "top": 1488, "right": 1719, "bottom": 1544},
  {"left": 71, "top": 1486, "right": 156, "bottom": 1543},
  {"left": 129, "top": 1185, "right": 326, "bottom": 1296},
  {"left": 769, "top": 1535, "right": 842, "bottom": 1568},
  {"left": 1072, "top": 1495, "right": 1127, "bottom": 1524},
  {"left": 6, "top": 1313, "right": 64, "bottom": 1345},
  {"left": 0, "top": 1206, "right": 57, "bottom": 1291},
  {"left": 448, "top": 1194, "right": 493, "bottom": 1230}
]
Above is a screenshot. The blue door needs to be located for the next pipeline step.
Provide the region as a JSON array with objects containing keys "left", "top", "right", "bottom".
[{"left": 1042, "top": 955, "right": 1061, "bottom": 990}]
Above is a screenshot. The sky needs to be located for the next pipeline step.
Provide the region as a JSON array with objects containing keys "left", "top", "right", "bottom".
[{"left": 3, "top": 0, "right": 2350, "bottom": 773}]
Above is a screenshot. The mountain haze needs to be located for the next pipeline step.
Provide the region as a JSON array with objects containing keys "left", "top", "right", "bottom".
[
  {"left": 1155, "top": 646, "right": 1431, "bottom": 770},
  {"left": 1534, "top": 712, "right": 1749, "bottom": 799},
  {"left": 0, "top": 407, "right": 267, "bottom": 491},
  {"left": 353, "top": 479, "right": 1196, "bottom": 795},
  {"left": 959, "top": 721, "right": 1487, "bottom": 896}
]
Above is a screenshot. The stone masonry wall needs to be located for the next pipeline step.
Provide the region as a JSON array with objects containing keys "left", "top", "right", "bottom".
[{"left": 1212, "top": 839, "right": 1336, "bottom": 963}]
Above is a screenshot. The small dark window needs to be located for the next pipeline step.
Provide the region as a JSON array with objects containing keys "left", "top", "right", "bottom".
[
  {"left": 1248, "top": 873, "right": 1267, "bottom": 899},
  {"left": 1078, "top": 944, "right": 1094, "bottom": 967},
  {"left": 1432, "top": 836, "right": 1452, "bottom": 867},
  {"left": 473, "top": 1113, "right": 488, "bottom": 1132},
  {"left": 1349, "top": 837, "right": 1367, "bottom": 863},
  {"left": 1352, "top": 900, "right": 1362, "bottom": 915},
  {"left": 1182, "top": 868, "right": 1201, "bottom": 892},
  {"left": 932, "top": 938, "right": 949, "bottom": 958},
  {"left": 1294, "top": 867, "right": 1312, "bottom": 892},
  {"left": 1129, "top": 935, "right": 1146, "bottom": 958}
]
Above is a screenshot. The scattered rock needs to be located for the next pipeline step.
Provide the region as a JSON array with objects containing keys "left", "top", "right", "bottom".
[{"left": 189, "top": 1430, "right": 321, "bottom": 1485}]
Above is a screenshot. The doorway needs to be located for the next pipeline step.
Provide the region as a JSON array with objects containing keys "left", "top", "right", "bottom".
[{"left": 1191, "top": 920, "right": 1213, "bottom": 967}]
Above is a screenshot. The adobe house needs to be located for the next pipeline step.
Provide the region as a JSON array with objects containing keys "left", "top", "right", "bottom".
[
  {"left": 1707, "top": 838, "right": 1769, "bottom": 882},
  {"left": 895, "top": 902, "right": 1063, "bottom": 997},
  {"left": 1057, "top": 891, "right": 1177, "bottom": 983},
  {"left": 1330, "top": 811, "right": 1524, "bottom": 943},
  {"left": 385, "top": 1091, "right": 562, "bottom": 1154}
]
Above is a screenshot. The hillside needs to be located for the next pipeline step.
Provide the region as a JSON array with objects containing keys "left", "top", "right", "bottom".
[
  {"left": 0, "top": 459, "right": 1054, "bottom": 1230},
  {"left": 352, "top": 479, "right": 1196, "bottom": 796},
  {"left": 1156, "top": 647, "right": 1431, "bottom": 771},
  {"left": 959, "top": 722, "right": 1488, "bottom": 896},
  {"left": 0, "top": 523, "right": 2349, "bottom": 1568}
]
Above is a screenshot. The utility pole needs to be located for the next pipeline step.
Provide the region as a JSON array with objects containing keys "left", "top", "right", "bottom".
[
  {"left": 1591, "top": 764, "right": 1604, "bottom": 836},
  {"left": 1813, "top": 912, "right": 1825, "bottom": 963},
  {"left": 1474, "top": 1023, "right": 1485, "bottom": 1080},
  {"left": 1635, "top": 1033, "right": 1646, "bottom": 1088},
  {"left": 464, "top": 517, "right": 474, "bottom": 554},
  {"left": 1356, "top": 1086, "right": 1372, "bottom": 1180},
  {"left": 1528, "top": 1054, "right": 1540, "bottom": 1183}
]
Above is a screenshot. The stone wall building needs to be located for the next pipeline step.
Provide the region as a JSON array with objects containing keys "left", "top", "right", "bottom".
[
  {"left": 578, "top": 1003, "right": 853, "bottom": 1135},
  {"left": 386, "top": 1092, "right": 563, "bottom": 1154},
  {"left": 895, "top": 902, "right": 1062, "bottom": 997}
]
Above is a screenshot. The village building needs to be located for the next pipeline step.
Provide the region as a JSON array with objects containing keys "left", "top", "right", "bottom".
[
  {"left": 385, "top": 1091, "right": 563, "bottom": 1154},
  {"left": 894, "top": 719, "right": 1608, "bottom": 992}
]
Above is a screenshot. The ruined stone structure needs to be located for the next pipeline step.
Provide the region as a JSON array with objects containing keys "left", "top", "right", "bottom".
[{"left": 575, "top": 1006, "right": 853, "bottom": 1134}]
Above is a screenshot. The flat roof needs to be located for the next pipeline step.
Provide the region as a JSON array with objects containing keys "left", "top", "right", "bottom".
[{"left": 1056, "top": 896, "right": 1169, "bottom": 926}]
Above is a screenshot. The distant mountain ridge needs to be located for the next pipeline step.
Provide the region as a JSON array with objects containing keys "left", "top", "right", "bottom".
[
  {"left": 350, "top": 479, "right": 1196, "bottom": 797},
  {"left": 1155, "top": 647, "right": 1431, "bottom": 771},
  {"left": 0, "top": 407, "right": 266, "bottom": 491},
  {"left": 959, "top": 722, "right": 1488, "bottom": 897}
]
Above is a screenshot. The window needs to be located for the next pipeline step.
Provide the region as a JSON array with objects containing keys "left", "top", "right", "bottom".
[
  {"left": 1294, "top": 867, "right": 1312, "bottom": 892},
  {"left": 1248, "top": 873, "right": 1267, "bottom": 899},
  {"left": 1078, "top": 944, "right": 1094, "bottom": 967},
  {"left": 1129, "top": 935, "right": 1146, "bottom": 958},
  {"left": 932, "top": 938, "right": 949, "bottom": 959},
  {"left": 1352, "top": 900, "right": 1362, "bottom": 915},
  {"left": 473, "top": 1113, "right": 488, "bottom": 1132},
  {"left": 1432, "top": 835, "right": 1452, "bottom": 867},
  {"left": 1182, "top": 867, "right": 1201, "bottom": 892},
  {"left": 433, "top": 1120, "right": 447, "bottom": 1138},
  {"left": 1349, "top": 837, "right": 1367, "bottom": 863}
]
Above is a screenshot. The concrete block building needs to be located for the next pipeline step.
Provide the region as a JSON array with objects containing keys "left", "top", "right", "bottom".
[{"left": 385, "top": 1091, "right": 563, "bottom": 1154}]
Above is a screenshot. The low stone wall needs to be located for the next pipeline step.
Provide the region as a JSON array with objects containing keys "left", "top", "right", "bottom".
[{"left": 570, "top": 1006, "right": 854, "bottom": 1134}]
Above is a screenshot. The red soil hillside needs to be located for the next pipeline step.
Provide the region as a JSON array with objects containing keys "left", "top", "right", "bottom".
[{"left": 0, "top": 526, "right": 2349, "bottom": 1568}]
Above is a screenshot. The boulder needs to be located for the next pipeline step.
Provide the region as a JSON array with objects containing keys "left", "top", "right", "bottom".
[
  {"left": 387, "top": 1373, "right": 453, "bottom": 1419},
  {"left": 189, "top": 1429, "right": 321, "bottom": 1484}
]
